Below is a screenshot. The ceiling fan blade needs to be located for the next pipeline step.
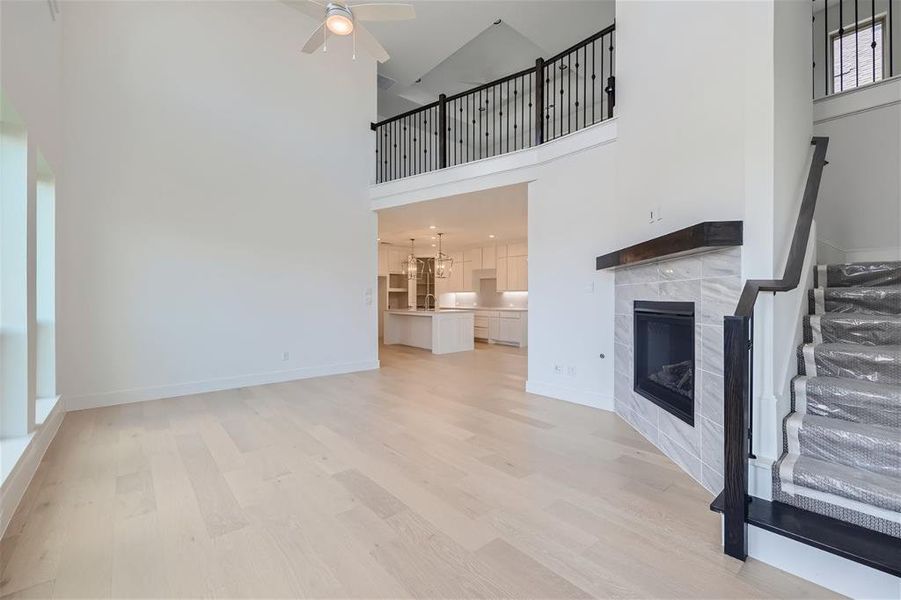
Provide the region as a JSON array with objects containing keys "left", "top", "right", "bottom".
[
  {"left": 283, "top": 0, "right": 327, "bottom": 20},
  {"left": 350, "top": 3, "right": 415, "bottom": 22},
  {"left": 354, "top": 23, "right": 390, "bottom": 63},
  {"left": 301, "top": 23, "right": 327, "bottom": 54}
]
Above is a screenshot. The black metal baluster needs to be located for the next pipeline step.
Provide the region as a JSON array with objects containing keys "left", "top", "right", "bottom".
[
  {"left": 812, "top": 13, "right": 816, "bottom": 99},
  {"left": 559, "top": 59, "right": 564, "bottom": 137},
  {"left": 506, "top": 80, "right": 510, "bottom": 153},
  {"left": 545, "top": 66, "right": 551, "bottom": 141},
  {"left": 528, "top": 72, "right": 533, "bottom": 147},
  {"left": 855, "top": 0, "right": 860, "bottom": 88},
  {"left": 839, "top": 0, "right": 844, "bottom": 92},
  {"left": 608, "top": 33, "right": 615, "bottom": 119},
  {"left": 825, "top": 0, "right": 829, "bottom": 95},
  {"left": 890, "top": 0, "right": 895, "bottom": 77},
  {"left": 600, "top": 37, "right": 605, "bottom": 121},
  {"left": 583, "top": 45, "right": 587, "bottom": 129},
  {"left": 521, "top": 74, "right": 526, "bottom": 148},
  {"left": 574, "top": 51, "right": 579, "bottom": 131},
  {"left": 566, "top": 53, "right": 571, "bottom": 134},
  {"left": 592, "top": 40, "right": 597, "bottom": 124},
  {"left": 871, "top": 0, "right": 877, "bottom": 83},
  {"left": 493, "top": 85, "right": 497, "bottom": 156},
  {"left": 485, "top": 92, "right": 490, "bottom": 156}
]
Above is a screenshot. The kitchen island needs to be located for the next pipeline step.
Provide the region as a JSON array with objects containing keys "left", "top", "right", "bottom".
[{"left": 383, "top": 309, "right": 474, "bottom": 354}]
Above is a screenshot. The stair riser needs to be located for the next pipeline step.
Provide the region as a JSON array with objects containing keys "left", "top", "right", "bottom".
[
  {"left": 804, "top": 316, "right": 901, "bottom": 345},
  {"left": 798, "top": 346, "right": 901, "bottom": 384},
  {"left": 817, "top": 263, "right": 901, "bottom": 288},
  {"left": 793, "top": 378, "right": 901, "bottom": 427}
]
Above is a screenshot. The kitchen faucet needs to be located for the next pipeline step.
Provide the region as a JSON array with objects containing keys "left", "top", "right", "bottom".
[{"left": 424, "top": 293, "right": 436, "bottom": 311}]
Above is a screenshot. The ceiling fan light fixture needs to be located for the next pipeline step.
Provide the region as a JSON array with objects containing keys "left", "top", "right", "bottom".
[{"left": 326, "top": 4, "right": 354, "bottom": 35}]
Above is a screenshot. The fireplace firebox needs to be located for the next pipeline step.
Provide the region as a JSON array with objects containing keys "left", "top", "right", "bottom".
[{"left": 633, "top": 301, "right": 695, "bottom": 426}]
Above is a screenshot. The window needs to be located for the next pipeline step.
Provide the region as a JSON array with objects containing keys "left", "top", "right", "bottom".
[
  {"left": 832, "top": 18, "right": 884, "bottom": 93},
  {"left": 1, "top": 94, "right": 30, "bottom": 441}
]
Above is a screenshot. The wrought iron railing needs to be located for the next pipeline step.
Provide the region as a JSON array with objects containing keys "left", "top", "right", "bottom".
[
  {"left": 813, "top": 0, "right": 896, "bottom": 98},
  {"left": 372, "top": 23, "right": 615, "bottom": 183}
]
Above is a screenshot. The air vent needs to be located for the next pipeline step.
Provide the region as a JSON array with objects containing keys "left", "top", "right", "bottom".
[{"left": 377, "top": 74, "right": 397, "bottom": 90}]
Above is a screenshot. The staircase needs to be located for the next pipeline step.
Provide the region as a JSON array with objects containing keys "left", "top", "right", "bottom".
[{"left": 773, "top": 261, "right": 901, "bottom": 538}]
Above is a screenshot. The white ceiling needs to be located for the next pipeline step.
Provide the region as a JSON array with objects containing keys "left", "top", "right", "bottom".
[
  {"left": 377, "top": 183, "right": 527, "bottom": 251},
  {"left": 365, "top": 0, "right": 616, "bottom": 119}
]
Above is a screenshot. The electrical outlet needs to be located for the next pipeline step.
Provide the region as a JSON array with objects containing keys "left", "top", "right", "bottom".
[
  {"left": 554, "top": 364, "right": 563, "bottom": 375},
  {"left": 281, "top": 352, "right": 290, "bottom": 361},
  {"left": 567, "top": 366, "right": 577, "bottom": 377}
]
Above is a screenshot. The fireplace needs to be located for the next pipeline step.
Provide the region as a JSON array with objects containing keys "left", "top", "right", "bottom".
[{"left": 633, "top": 301, "right": 695, "bottom": 426}]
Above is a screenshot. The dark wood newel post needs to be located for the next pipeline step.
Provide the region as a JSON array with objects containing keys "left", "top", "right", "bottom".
[
  {"left": 723, "top": 314, "right": 750, "bottom": 560},
  {"left": 438, "top": 93, "right": 448, "bottom": 169},
  {"left": 534, "top": 57, "right": 545, "bottom": 145}
]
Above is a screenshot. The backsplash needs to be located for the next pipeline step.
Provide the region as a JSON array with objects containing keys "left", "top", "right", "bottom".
[{"left": 442, "top": 276, "right": 528, "bottom": 309}]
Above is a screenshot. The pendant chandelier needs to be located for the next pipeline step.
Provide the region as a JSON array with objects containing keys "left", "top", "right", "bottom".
[
  {"left": 434, "top": 233, "right": 454, "bottom": 279},
  {"left": 402, "top": 238, "right": 421, "bottom": 280}
]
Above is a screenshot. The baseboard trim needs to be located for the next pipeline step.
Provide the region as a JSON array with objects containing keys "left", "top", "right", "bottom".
[
  {"left": 525, "top": 380, "right": 614, "bottom": 411},
  {"left": 0, "top": 400, "right": 65, "bottom": 539},
  {"left": 65, "top": 359, "right": 381, "bottom": 411}
]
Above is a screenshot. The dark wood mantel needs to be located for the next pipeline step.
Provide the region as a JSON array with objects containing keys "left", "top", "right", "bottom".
[{"left": 595, "top": 221, "right": 743, "bottom": 270}]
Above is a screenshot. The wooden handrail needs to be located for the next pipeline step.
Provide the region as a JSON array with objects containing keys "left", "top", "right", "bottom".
[
  {"left": 734, "top": 137, "right": 830, "bottom": 316},
  {"left": 720, "top": 136, "right": 829, "bottom": 561}
]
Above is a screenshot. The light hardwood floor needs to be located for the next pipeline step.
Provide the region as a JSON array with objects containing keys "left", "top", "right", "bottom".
[{"left": 1, "top": 343, "right": 836, "bottom": 599}]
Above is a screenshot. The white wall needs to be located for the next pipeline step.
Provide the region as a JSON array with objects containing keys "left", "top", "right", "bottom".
[
  {"left": 58, "top": 1, "right": 379, "bottom": 408},
  {"left": 766, "top": 0, "right": 817, "bottom": 463},
  {"left": 0, "top": 0, "right": 64, "bottom": 172},
  {"left": 814, "top": 78, "right": 901, "bottom": 261},
  {"left": 613, "top": 1, "right": 764, "bottom": 244},
  {"left": 527, "top": 139, "right": 617, "bottom": 409}
]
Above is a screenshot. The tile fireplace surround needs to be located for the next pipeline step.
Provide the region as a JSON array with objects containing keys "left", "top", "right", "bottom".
[{"left": 613, "top": 247, "right": 742, "bottom": 494}]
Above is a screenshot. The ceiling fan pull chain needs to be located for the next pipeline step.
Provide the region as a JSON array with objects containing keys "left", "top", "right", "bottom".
[
  {"left": 323, "top": 23, "right": 327, "bottom": 52},
  {"left": 353, "top": 28, "right": 356, "bottom": 60}
]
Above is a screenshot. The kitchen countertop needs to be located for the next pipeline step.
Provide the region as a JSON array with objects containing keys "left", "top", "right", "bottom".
[
  {"left": 451, "top": 307, "right": 528, "bottom": 312},
  {"left": 384, "top": 309, "right": 474, "bottom": 316}
]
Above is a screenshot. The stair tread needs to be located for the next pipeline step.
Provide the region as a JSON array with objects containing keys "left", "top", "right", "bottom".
[
  {"left": 797, "top": 343, "right": 901, "bottom": 384},
  {"left": 784, "top": 454, "right": 901, "bottom": 513},
  {"left": 804, "top": 314, "right": 901, "bottom": 345},
  {"left": 794, "top": 376, "right": 901, "bottom": 426},
  {"left": 809, "top": 286, "right": 901, "bottom": 316},
  {"left": 817, "top": 261, "right": 901, "bottom": 288}
]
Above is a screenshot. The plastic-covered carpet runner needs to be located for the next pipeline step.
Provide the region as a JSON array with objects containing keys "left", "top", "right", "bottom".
[{"left": 774, "top": 261, "right": 901, "bottom": 537}]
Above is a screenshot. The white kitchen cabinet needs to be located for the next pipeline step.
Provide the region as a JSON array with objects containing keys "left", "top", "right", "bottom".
[
  {"left": 447, "top": 260, "right": 464, "bottom": 291},
  {"left": 378, "top": 245, "right": 390, "bottom": 276},
  {"left": 472, "top": 309, "right": 527, "bottom": 347},
  {"left": 481, "top": 245, "right": 496, "bottom": 269},
  {"left": 507, "top": 242, "right": 527, "bottom": 257},
  {"left": 488, "top": 315, "right": 500, "bottom": 341},
  {"left": 464, "top": 248, "right": 482, "bottom": 269},
  {"left": 496, "top": 245, "right": 508, "bottom": 290},
  {"left": 507, "top": 255, "right": 528, "bottom": 291},
  {"left": 388, "top": 247, "right": 406, "bottom": 274},
  {"left": 462, "top": 260, "right": 475, "bottom": 292},
  {"left": 496, "top": 242, "right": 527, "bottom": 291},
  {"left": 497, "top": 318, "right": 522, "bottom": 344}
]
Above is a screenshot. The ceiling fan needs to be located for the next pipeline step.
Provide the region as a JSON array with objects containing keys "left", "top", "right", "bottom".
[{"left": 285, "top": 1, "right": 415, "bottom": 63}]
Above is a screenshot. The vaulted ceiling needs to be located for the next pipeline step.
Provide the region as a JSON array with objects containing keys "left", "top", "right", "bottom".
[{"left": 364, "top": 1, "right": 616, "bottom": 119}]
